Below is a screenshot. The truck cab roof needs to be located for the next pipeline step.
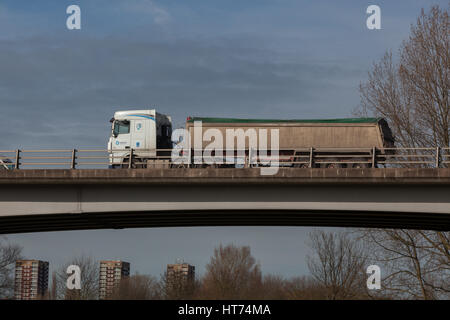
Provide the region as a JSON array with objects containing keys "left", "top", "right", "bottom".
[{"left": 113, "top": 109, "right": 156, "bottom": 121}]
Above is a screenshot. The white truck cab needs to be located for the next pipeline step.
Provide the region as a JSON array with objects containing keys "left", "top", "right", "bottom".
[{"left": 108, "top": 109, "right": 172, "bottom": 168}]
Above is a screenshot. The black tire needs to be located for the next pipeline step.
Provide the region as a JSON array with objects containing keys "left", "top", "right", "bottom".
[
  {"left": 293, "top": 163, "right": 309, "bottom": 168},
  {"left": 321, "top": 158, "right": 344, "bottom": 168},
  {"left": 351, "top": 158, "right": 370, "bottom": 168},
  {"left": 170, "top": 163, "right": 187, "bottom": 168},
  {"left": 121, "top": 157, "right": 145, "bottom": 169}
]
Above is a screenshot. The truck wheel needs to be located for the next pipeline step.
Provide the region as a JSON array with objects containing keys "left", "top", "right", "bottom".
[
  {"left": 170, "top": 163, "right": 186, "bottom": 168},
  {"left": 120, "top": 159, "right": 131, "bottom": 169},
  {"left": 121, "top": 157, "right": 144, "bottom": 168},
  {"left": 134, "top": 158, "right": 146, "bottom": 168}
]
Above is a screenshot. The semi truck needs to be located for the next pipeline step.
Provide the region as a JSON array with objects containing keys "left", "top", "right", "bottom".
[{"left": 107, "top": 109, "right": 395, "bottom": 168}]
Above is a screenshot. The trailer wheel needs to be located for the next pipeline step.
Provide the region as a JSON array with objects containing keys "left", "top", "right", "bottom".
[
  {"left": 325, "top": 163, "right": 342, "bottom": 168},
  {"left": 321, "top": 159, "right": 344, "bottom": 168},
  {"left": 293, "top": 163, "right": 309, "bottom": 168},
  {"left": 351, "top": 158, "right": 370, "bottom": 168}
]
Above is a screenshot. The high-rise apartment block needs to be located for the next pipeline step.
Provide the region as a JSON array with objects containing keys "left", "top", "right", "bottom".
[
  {"left": 14, "top": 260, "right": 49, "bottom": 300},
  {"left": 99, "top": 260, "right": 130, "bottom": 299},
  {"left": 167, "top": 263, "right": 195, "bottom": 285}
]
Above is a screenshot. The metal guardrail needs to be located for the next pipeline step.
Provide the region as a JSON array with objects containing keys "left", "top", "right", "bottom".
[{"left": 0, "top": 147, "right": 448, "bottom": 169}]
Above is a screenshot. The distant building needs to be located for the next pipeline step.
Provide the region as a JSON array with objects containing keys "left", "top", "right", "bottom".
[
  {"left": 167, "top": 262, "right": 195, "bottom": 287},
  {"left": 99, "top": 260, "right": 130, "bottom": 299},
  {"left": 14, "top": 260, "right": 49, "bottom": 300}
]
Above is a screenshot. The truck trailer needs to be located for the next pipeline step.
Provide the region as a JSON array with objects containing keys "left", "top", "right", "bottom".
[
  {"left": 108, "top": 110, "right": 395, "bottom": 168},
  {"left": 184, "top": 116, "right": 395, "bottom": 168}
]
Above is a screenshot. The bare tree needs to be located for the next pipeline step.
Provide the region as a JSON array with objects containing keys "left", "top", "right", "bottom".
[
  {"left": 110, "top": 273, "right": 161, "bottom": 300},
  {"left": 0, "top": 237, "right": 22, "bottom": 299},
  {"left": 356, "top": 5, "right": 450, "bottom": 300},
  {"left": 360, "top": 229, "right": 450, "bottom": 299},
  {"left": 357, "top": 5, "right": 449, "bottom": 148},
  {"left": 259, "top": 274, "right": 289, "bottom": 299},
  {"left": 55, "top": 255, "right": 99, "bottom": 300},
  {"left": 285, "top": 276, "right": 330, "bottom": 300},
  {"left": 201, "top": 244, "right": 262, "bottom": 299},
  {"left": 306, "top": 230, "right": 369, "bottom": 300}
]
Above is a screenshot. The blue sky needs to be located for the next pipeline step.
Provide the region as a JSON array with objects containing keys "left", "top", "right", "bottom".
[
  {"left": 2, "top": 1, "right": 447, "bottom": 280},
  {"left": 1, "top": 0, "right": 446, "bottom": 148}
]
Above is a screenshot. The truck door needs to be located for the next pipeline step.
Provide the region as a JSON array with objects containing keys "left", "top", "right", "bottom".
[{"left": 111, "top": 120, "right": 132, "bottom": 162}]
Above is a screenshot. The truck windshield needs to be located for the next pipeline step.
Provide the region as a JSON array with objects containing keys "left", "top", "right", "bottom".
[{"left": 113, "top": 120, "right": 130, "bottom": 136}]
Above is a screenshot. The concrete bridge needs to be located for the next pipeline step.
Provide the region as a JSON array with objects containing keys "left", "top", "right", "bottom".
[{"left": 0, "top": 168, "right": 449, "bottom": 234}]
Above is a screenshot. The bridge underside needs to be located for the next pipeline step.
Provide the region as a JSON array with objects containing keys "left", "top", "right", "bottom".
[
  {"left": 0, "top": 168, "right": 449, "bottom": 233},
  {"left": 0, "top": 210, "right": 449, "bottom": 234}
]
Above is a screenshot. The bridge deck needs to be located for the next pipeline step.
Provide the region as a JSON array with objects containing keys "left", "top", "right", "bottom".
[{"left": 1, "top": 168, "right": 449, "bottom": 234}]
